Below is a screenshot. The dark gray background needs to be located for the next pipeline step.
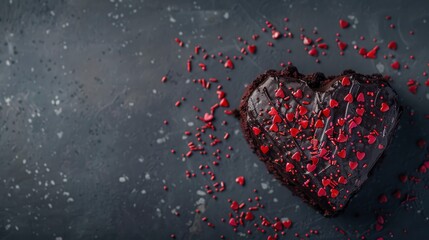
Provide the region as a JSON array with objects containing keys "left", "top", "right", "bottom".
[{"left": 0, "top": 0, "right": 428, "bottom": 239}]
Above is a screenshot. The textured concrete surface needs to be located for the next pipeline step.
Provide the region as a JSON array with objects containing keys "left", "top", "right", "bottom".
[{"left": 0, "top": 0, "right": 428, "bottom": 239}]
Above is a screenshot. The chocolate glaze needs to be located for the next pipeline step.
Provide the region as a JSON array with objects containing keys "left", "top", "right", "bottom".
[{"left": 239, "top": 66, "right": 401, "bottom": 216}]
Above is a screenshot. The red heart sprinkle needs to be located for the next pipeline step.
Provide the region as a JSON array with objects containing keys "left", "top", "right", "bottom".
[
  {"left": 273, "top": 114, "right": 282, "bottom": 124},
  {"left": 387, "top": 41, "right": 397, "bottom": 50},
  {"left": 356, "top": 151, "right": 366, "bottom": 161},
  {"left": 235, "top": 176, "right": 245, "bottom": 186},
  {"left": 247, "top": 45, "right": 256, "bottom": 54},
  {"left": 337, "top": 149, "right": 346, "bottom": 158},
  {"left": 203, "top": 113, "right": 214, "bottom": 122},
  {"left": 380, "top": 103, "right": 390, "bottom": 112},
  {"left": 357, "top": 92, "right": 365, "bottom": 102},
  {"left": 329, "top": 99, "right": 339, "bottom": 108},
  {"left": 285, "top": 162, "right": 294, "bottom": 172},
  {"left": 293, "top": 89, "right": 303, "bottom": 98},
  {"left": 229, "top": 218, "right": 238, "bottom": 227},
  {"left": 315, "top": 119, "right": 324, "bottom": 128},
  {"left": 260, "top": 145, "right": 269, "bottom": 154},
  {"left": 322, "top": 108, "right": 330, "bottom": 117},
  {"left": 306, "top": 163, "right": 316, "bottom": 172},
  {"left": 268, "top": 107, "right": 278, "bottom": 116},
  {"left": 391, "top": 61, "right": 400, "bottom": 70},
  {"left": 219, "top": 98, "right": 229, "bottom": 107},
  {"left": 252, "top": 127, "right": 261, "bottom": 135},
  {"left": 337, "top": 132, "right": 348, "bottom": 143},
  {"left": 245, "top": 211, "right": 254, "bottom": 220},
  {"left": 341, "top": 76, "right": 351, "bottom": 86},
  {"left": 356, "top": 108, "right": 365, "bottom": 116},
  {"left": 299, "top": 120, "right": 309, "bottom": 129},
  {"left": 282, "top": 219, "right": 292, "bottom": 229},
  {"left": 337, "top": 41, "right": 347, "bottom": 51},
  {"left": 308, "top": 48, "right": 318, "bottom": 57},
  {"left": 349, "top": 161, "right": 358, "bottom": 170},
  {"left": 337, "top": 118, "right": 345, "bottom": 126},
  {"left": 275, "top": 88, "right": 285, "bottom": 98},
  {"left": 224, "top": 59, "right": 234, "bottom": 69},
  {"left": 339, "top": 19, "right": 350, "bottom": 28},
  {"left": 269, "top": 123, "right": 278, "bottom": 132},
  {"left": 344, "top": 93, "right": 353, "bottom": 103},
  {"left": 317, "top": 188, "right": 327, "bottom": 197},
  {"left": 290, "top": 128, "right": 300, "bottom": 137},
  {"left": 338, "top": 176, "right": 348, "bottom": 184},
  {"left": 291, "top": 152, "right": 301, "bottom": 161},
  {"left": 299, "top": 105, "right": 308, "bottom": 115},
  {"left": 322, "top": 179, "right": 331, "bottom": 187},
  {"left": 331, "top": 189, "right": 339, "bottom": 198},
  {"left": 285, "top": 112, "right": 294, "bottom": 121},
  {"left": 230, "top": 201, "right": 239, "bottom": 210},
  {"left": 358, "top": 47, "right": 367, "bottom": 56}
]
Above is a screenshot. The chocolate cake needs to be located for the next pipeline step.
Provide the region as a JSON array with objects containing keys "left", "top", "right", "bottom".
[{"left": 239, "top": 66, "right": 401, "bottom": 216}]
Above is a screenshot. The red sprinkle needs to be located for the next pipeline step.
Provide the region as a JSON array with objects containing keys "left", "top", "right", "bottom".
[
  {"left": 220, "top": 98, "right": 230, "bottom": 107},
  {"left": 224, "top": 59, "right": 234, "bottom": 69},
  {"left": 380, "top": 103, "right": 390, "bottom": 112},
  {"left": 339, "top": 19, "right": 350, "bottom": 29},
  {"left": 235, "top": 176, "right": 245, "bottom": 186},
  {"left": 391, "top": 61, "right": 400, "bottom": 70},
  {"left": 387, "top": 41, "right": 397, "bottom": 50},
  {"left": 349, "top": 161, "right": 358, "bottom": 170},
  {"left": 317, "top": 188, "right": 326, "bottom": 197},
  {"left": 366, "top": 45, "right": 379, "bottom": 59},
  {"left": 248, "top": 45, "right": 257, "bottom": 54},
  {"left": 260, "top": 145, "right": 269, "bottom": 154},
  {"left": 337, "top": 41, "right": 347, "bottom": 51},
  {"left": 308, "top": 48, "right": 318, "bottom": 57}
]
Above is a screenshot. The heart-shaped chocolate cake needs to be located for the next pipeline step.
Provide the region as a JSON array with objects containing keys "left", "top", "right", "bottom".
[{"left": 239, "top": 66, "right": 401, "bottom": 216}]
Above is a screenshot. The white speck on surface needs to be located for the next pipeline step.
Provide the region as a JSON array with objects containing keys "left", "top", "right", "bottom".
[
  {"left": 196, "top": 197, "right": 205, "bottom": 205},
  {"left": 261, "top": 182, "right": 269, "bottom": 190},
  {"left": 56, "top": 237, "right": 63, "bottom": 240},
  {"left": 156, "top": 136, "right": 168, "bottom": 144},
  {"left": 273, "top": 198, "right": 278, "bottom": 203},
  {"left": 138, "top": 157, "right": 144, "bottom": 163},
  {"left": 187, "top": 121, "right": 194, "bottom": 127},
  {"left": 169, "top": 16, "right": 176, "bottom": 23},
  {"left": 57, "top": 131, "right": 63, "bottom": 139},
  {"left": 156, "top": 208, "right": 162, "bottom": 218},
  {"left": 426, "top": 93, "right": 429, "bottom": 100},
  {"left": 54, "top": 108, "right": 62, "bottom": 115},
  {"left": 119, "top": 175, "right": 129, "bottom": 183},
  {"left": 145, "top": 172, "right": 151, "bottom": 180},
  {"left": 348, "top": 15, "right": 359, "bottom": 28},
  {"left": 376, "top": 62, "right": 385, "bottom": 73},
  {"left": 196, "top": 190, "right": 206, "bottom": 196},
  {"left": 223, "top": 12, "right": 229, "bottom": 19},
  {"left": 4, "top": 97, "right": 12, "bottom": 106}
]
